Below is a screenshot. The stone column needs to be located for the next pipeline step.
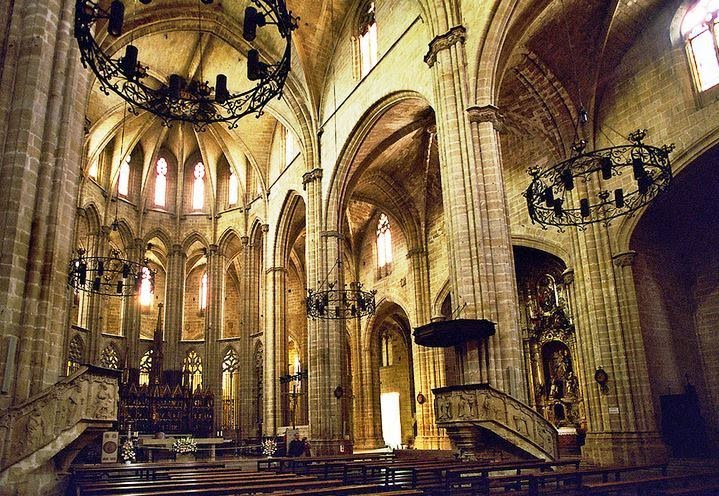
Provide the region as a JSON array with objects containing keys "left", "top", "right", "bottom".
[
  {"left": 238, "top": 236, "right": 256, "bottom": 439},
  {"left": 425, "top": 27, "right": 525, "bottom": 400},
  {"left": 205, "top": 244, "right": 224, "bottom": 430},
  {"left": 86, "top": 226, "right": 111, "bottom": 363},
  {"left": 407, "top": 247, "right": 449, "bottom": 449},
  {"left": 569, "top": 222, "right": 664, "bottom": 463},
  {"left": 164, "top": 243, "right": 186, "bottom": 372},
  {"left": 122, "top": 237, "right": 146, "bottom": 367},
  {"left": 263, "top": 265, "right": 286, "bottom": 436}
]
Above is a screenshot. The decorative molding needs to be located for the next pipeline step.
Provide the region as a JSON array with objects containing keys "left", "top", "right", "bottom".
[
  {"left": 424, "top": 25, "right": 467, "bottom": 67},
  {"left": 612, "top": 250, "right": 637, "bottom": 268},
  {"left": 0, "top": 366, "right": 119, "bottom": 471},
  {"left": 562, "top": 268, "right": 575, "bottom": 285},
  {"left": 406, "top": 247, "right": 425, "bottom": 258},
  {"left": 265, "top": 266, "right": 287, "bottom": 274},
  {"left": 261, "top": 224, "right": 270, "bottom": 233},
  {"left": 466, "top": 104, "right": 506, "bottom": 132},
  {"left": 320, "top": 230, "right": 345, "bottom": 240},
  {"left": 302, "top": 168, "right": 323, "bottom": 189}
]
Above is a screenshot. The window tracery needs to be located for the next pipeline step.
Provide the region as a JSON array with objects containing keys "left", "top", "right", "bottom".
[
  {"left": 192, "top": 162, "right": 205, "bottom": 210},
  {"left": 199, "top": 272, "right": 208, "bottom": 311},
  {"left": 100, "top": 345, "right": 120, "bottom": 369},
  {"left": 154, "top": 158, "right": 168, "bottom": 207},
  {"left": 182, "top": 350, "right": 203, "bottom": 391},
  {"left": 67, "top": 335, "right": 84, "bottom": 376},
  {"left": 228, "top": 170, "right": 239, "bottom": 206},
  {"left": 222, "top": 348, "right": 240, "bottom": 431},
  {"left": 682, "top": 0, "right": 719, "bottom": 91},
  {"left": 358, "top": 1, "right": 378, "bottom": 78},
  {"left": 376, "top": 212, "right": 392, "bottom": 275},
  {"left": 118, "top": 156, "right": 131, "bottom": 197}
]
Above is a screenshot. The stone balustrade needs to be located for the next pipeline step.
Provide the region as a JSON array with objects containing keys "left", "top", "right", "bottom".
[
  {"left": 0, "top": 365, "right": 120, "bottom": 473},
  {"left": 433, "top": 383, "right": 558, "bottom": 460}
]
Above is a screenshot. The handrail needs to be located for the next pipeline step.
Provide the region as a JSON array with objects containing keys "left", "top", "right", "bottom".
[{"left": 0, "top": 365, "right": 120, "bottom": 472}]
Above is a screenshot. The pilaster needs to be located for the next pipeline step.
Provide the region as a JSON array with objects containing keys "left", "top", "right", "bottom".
[{"left": 164, "top": 243, "right": 186, "bottom": 371}]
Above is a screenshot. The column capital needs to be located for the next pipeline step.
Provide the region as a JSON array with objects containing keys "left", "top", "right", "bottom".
[
  {"left": 208, "top": 244, "right": 219, "bottom": 254},
  {"left": 424, "top": 25, "right": 466, "bottom": 68},
  {"left": 240, "top": 235, "right": 250, "bottom": 246},
  {"left": 261, "top": 224, "right": 270, "bottom": 233},
  {"left": 466, "top": 104, "right": 506, "bottom": 132},
  {"left": 302, "top": 168, "right": 323, "bottom": 189},
  {"left": 171, "top": 243, "right": 184, "bottom": 256},
  {"left": 406, "top": 247, "right": 425, "bottom": 259},
  {"left": 612, "top": 250, "right": 637, "bottom": 268},
  {"left": 561, "top": 268, "right": 575, "bottom": 285},
  {"left": 320, "top": 230, "right": 344, "bottom": 240}
]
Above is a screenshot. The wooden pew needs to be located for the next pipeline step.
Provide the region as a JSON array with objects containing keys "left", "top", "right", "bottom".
[
  {"left": 582, "top": 471, "right": 719, "bottom": 496},
  {"left": 81, "top": 477, "right": 345, "bottom": 496},
  {"left": 72, "top": 461, "right": 226, "bottom": 481},
  {"left": 77, "top": 473, "right": 311, "bottom": 496}
]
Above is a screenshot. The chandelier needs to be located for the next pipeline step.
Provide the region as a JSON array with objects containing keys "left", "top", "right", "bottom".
[
  {"left": 68, "top": 220, "right": 156, "bottom": 297},
  {"left": 525, "top": 128, "right": 674, "bottom": 229},
  {"left": 74, "top": 0, "right": 298, "bottom": 130},
  {"left": 305, "top": 260, "right": 377, "bottom": 320}
]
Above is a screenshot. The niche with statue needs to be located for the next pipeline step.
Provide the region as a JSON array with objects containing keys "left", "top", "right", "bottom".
[{"left": 515, "top": 247, "right": 584, "bottom": 429}]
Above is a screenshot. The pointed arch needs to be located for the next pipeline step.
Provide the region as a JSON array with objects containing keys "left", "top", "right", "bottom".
[
  {"left": 142, "top": 227, "right": 173, "bottom": 255},
  {"left": 100, "top": 343, "right": 121, "bottom": 369},
  {"left": 273, "top": 190, "right": 306, "bottom": 267},
  {"left": 181, "top": 230, "right": 211, "bottom": 252},
  {"left": 218, "top": 228, "right": 243, "bottom": 259},
  {"left": 324, "top": 91, "right": 433, "bottom": 233}
]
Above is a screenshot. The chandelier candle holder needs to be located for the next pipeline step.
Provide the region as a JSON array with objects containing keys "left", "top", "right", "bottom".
[
  {"left": 74, "top": 0, "right": 299, "bottom": 130},
  {"left": 68, "top": 248, "right": 155, "bottom": 297},
  {"left": 525, "top": 129, "right": 674, "bottom": 229},
  {"left": 306, "top": 281, "right": 377, "bottom": 320}
]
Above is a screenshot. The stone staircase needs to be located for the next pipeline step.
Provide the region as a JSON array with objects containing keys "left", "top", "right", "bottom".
[
  {"left": 433, "top": 383, "right": 558, "bottom": 461},
  {"left": 0, "top": 365, "right": 120, "bottom": 495}
]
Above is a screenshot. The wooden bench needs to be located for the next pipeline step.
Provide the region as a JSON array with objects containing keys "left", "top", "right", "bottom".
[
  {"left": 72, "top": 461, "right": 226, "bottom": 481},
  {"left": 77, "top": 473, "right": 315, "bottom": 495},
  {"left": 263, "top": 483, "right": 424, "bottom": 495},
  {"left": 82, "top": 478, "right": 346, "bottom": 496},
  {"left": 582, "top": 471, "right": 719, "bottom": 495}
]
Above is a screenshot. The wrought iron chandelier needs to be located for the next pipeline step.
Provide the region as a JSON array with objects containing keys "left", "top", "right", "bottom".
[
  {"left": 68, "top": 217, "right": 156, "bottom": 296},
  {"left": 305, "top": 260, "right": 377, "bottom": 320},
  {"left": 525, "top": 127, "right": 674, "bottom": 229},
  {"left": 74, "top": 0, "right": 298, "bottom": 130}
]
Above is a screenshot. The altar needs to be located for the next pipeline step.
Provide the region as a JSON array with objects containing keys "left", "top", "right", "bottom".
[{"left": 139, "top": 437, "right": 228, "bottom": 461}]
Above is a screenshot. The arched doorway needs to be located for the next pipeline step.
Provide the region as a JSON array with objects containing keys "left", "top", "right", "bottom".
[{"left": 630, "top": 144, "right": 719, "bottom": 456}]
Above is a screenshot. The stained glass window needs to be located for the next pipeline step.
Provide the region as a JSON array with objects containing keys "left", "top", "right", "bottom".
[
  {"left": 192, "top": 162, "right": 205, "bottom": 210},
  {"left": 682, "top": 0, "right": 719, "bottom": 91},
  {"left": 154, "top": 158, "right": 168, "bottom": 207}
]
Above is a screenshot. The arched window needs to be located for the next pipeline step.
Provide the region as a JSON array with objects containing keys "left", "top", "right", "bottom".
[
  {"left": 285, "top": 128, "right": 297, "bottom": 166},
  {"left": 118, "top": 156, "right": 131, "bottom": 197},
  {"left": 154, "top": 158, "right": 168, "bottom": 207},
  {"left": 192, "top": 162, "right": 205, "bottom": 210},
  {"left": 139, "top": 349, "right": 153, "bottom": 386},
  {"left": 88, "top": 158, "right": 99, "bottom": 179},
  {"left": 682, "top": 0, "right": 719, "bottom": 91},
  {"left": 358, "top": 1, "right": 378, "bottom": 78},
  {"left": 222, "top": 349, "right": 240, "bottom": 431},
  {"left": 139, "top": 266, "right": 153, "bottom": 307},
  {"left": 228, "top": 170, "right": 239, "bottom": 206},
  {"left": 376, "top": 212, "right": 392, "bottom": 272},
  {"left": 182, "top": 350, "right": 203, "bottom": 391},
  {"left": 100, "top": 345, "right": 120, "bottom": 369},
  {"left": 199, "top": 272, "right": 208, "bottom": 311},
  {"left": 380, "top": 332, "right": 393, "bottom": 367},
  {"left": 67, "top": 335, "right": 84, "bottom": 375}
]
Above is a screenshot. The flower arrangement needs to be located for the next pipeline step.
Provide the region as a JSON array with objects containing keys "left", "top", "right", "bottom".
[
  {"left": 172, "top": 436, "right": 197, "bottom": 454},
  {"left": 120, "top": 439, "right": 136, "bottom": 463},
  {"left": 261, "top": 438, "right": 278, "bottom": 457}
]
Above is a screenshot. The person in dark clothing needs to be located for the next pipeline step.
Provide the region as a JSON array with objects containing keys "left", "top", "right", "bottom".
[{"left": 287, "top": 432, "right": 304, "bottom": 457}]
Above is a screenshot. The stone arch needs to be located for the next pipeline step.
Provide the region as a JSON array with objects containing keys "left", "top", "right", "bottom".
[
  {"left": 218, "top": 228, "right": 244, "bottom": 260},
  {"left": 325, "top": 91, "right": 434, "bottom": 232},
  {"left": 431, "top": 279, "right": 452, "bottom": 320},
  {"left": 181, "top": 230, "right": 211, "bottom": 252},
  {"left": 511, "top": 234, "right": 571, "bottom": 267},
  {"left": 614, "top": 127, "right": 719, "bottom": 253},
  {"left": 108, "top": 219, "right": 135, "bottom": 253},
  {"left": 143, "top": 227, "right": 172, "bottom": 253},
  {"left": 273, "top": 190, "right": 306, "bottom": 267}
]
